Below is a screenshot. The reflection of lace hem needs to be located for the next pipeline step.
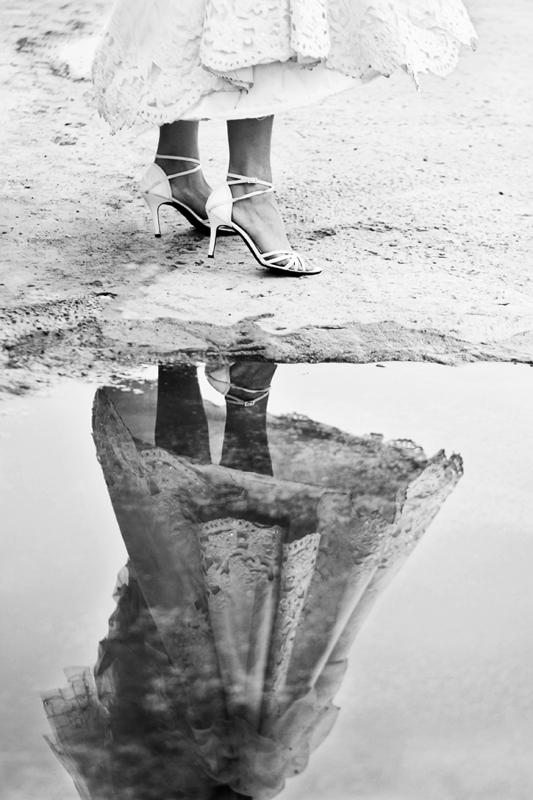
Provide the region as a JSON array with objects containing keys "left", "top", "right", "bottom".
[
  {"left": 201, "top": 518, "right": 283, "bottom": 606},
  {"left": 41, "top": 668, "right": 111, "bottom": 800},
  {"left": 267, "top": 534, "right": 321, "bottom": 703},
  {"left": 92, "top": 0, "right": 477, "bottom": 129},
  {"left": 41, "top": 668, "right": 108, "bottom": 746}
]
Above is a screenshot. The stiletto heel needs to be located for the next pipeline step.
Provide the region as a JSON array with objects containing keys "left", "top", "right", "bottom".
[
  {"left": 207, "top": 214, "right": 222, "bottom": 258},
  {"left": 205, "top": 174, "right": 321, "bottom": 275},
  {"left": 141, "top": 192, "right": 164, "bottom": 237},
  {"left": 139, "top": 155, "right": 210, "bottom": 237}
]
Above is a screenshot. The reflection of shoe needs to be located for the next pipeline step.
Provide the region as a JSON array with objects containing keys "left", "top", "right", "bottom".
[
  {"left": 206, "top": 365, "right": 271, "bottom": 407},
  {"left": 205, "top": 173, "right": 322, "bottom": 275},
  {"left": 140, "top": 155, "right": 210, "bottom": 237}
]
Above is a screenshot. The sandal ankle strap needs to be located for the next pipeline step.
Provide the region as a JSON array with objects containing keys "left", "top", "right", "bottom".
[
  {"left": 155, "top": 154, "right": 202, "bottom": 179},
  {"left": 226, "top": 172, "right": 274, "bottom": 203},
  {"left": 225, "top": 384, "right": 271, "bottom": 407}
]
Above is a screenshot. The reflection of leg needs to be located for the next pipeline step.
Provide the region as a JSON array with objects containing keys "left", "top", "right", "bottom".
[
  {"left": 220, "top": 363, "right": 277, "bottom": 475},
  {"left": 155, "top": 365, "right": 211, "bottom": 463}
]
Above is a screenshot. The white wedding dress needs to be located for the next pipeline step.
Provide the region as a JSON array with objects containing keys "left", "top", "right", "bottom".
[
  {"left": 92, "top": 0, "right": 477, "bottom": 131},
  {"left": 41, "top": 391, "right": 464, "bottom": 800}
]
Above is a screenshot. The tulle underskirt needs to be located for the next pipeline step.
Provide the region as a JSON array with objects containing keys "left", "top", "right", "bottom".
[{"left": 181, "top": 61, "right": 360, "bottom": 121}]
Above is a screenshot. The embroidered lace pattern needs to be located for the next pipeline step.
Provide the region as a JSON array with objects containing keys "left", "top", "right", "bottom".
[
  {"left": 264, "top": 534, "right": 321, "bottom": 711},
  {"left": 201, "top": 0, "right": 293, "bottom": 72},
  {"left": 41, "top": 668, "right": 108, "bottom": 747},
  {"left": 41, "top": 668, "right": 111, "bottom": 800},
  {"left": 92, "top": 0, "right": 477, "bottom": 130},
  {"left": 92, "top": 0, "right": 224, "bottom": 130},
  {"left": 199, "top": 518, "right": 283, "bottom": 610},
  {"left": 326, "top": 0, "right": 477, "bottom": 83}
]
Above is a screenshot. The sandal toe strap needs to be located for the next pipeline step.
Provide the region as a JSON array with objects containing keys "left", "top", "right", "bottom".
[{"left": 262, "top": 250, "right": 314, "bottom": 272}]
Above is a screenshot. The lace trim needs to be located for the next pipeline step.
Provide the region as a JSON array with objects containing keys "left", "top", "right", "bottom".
[
  {"left": 200, "top": 518, "right": 283, "bottom": 610},
  {"left": 41, "top": 668, "right": 107, "bottom": 745},
  {"left": 265, "top": 534, "right": 321, "bottom": 711},
  {"left": 92, "top": 0, "right": 477, "bottom": 129}
]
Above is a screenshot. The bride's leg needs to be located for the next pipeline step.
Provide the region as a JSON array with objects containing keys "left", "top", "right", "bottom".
[
  {"left": 220, "top": 362, "right": 277, "bottom": 476},
  {"left": 155, "top": 121, "right": 212, "bottom": 219},
  {"left": 155, "top": 364, "right": 211, "bottom": 463},
  {"left": 226, "top": 116, "right": 292, "bottom": 255}
]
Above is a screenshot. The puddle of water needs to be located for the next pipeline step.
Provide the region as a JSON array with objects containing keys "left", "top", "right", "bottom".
[{"left": 1, "top": 363, "right": 532, "bottom": 800}]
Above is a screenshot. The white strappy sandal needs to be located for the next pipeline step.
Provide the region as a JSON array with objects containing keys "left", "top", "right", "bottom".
[
  {"left": 140, "top": 155, "right": 210, "bottom": 237},
  {"left": 206, "top": 365, "right": 271, "bottom": 406},
  {"left": 205, "top": 173, "right": 322, "bottom": 275}
]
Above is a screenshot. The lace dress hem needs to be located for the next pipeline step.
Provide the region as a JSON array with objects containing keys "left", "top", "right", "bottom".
[{"left": 91, "top": 0, "right": 477, "bottom": 130}]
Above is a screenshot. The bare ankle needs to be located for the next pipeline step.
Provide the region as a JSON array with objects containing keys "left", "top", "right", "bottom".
[{"left": 227, "top": 163, "right": 273, "bottom": 183}]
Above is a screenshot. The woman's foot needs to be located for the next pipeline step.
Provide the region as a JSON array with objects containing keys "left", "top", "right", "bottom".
[
  {"left": 229, "top": 180, "right": 292, "bottom": 257},
  {"left": 219, "top": 118, "right": 320, "bottom": 273},
  {"left": 155, "top": 156, "right": 212, "bottom": 222}
]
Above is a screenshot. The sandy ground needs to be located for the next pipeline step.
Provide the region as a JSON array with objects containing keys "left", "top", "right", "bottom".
[{"left": 1, "top": 0, "right": 532, "bottom": 391}]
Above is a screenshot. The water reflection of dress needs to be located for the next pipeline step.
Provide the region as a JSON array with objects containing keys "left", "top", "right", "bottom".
[{"left": 42, "top": 380, "right": 462, "bottom": 800}]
